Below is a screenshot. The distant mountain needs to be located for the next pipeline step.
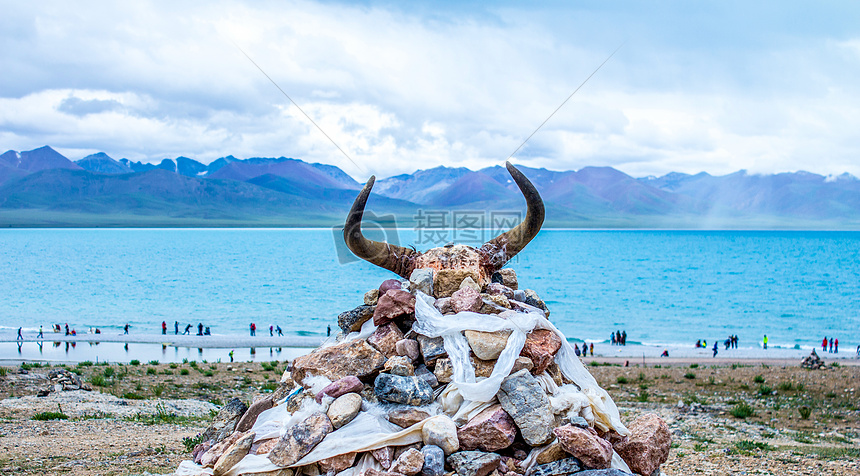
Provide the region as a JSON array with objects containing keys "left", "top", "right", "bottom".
[
  {"left": 76, "top": 152, "right": 132, "bottom": 174},
  {"left": 1, "top": 145, "right": 859, "bottom": 228},
  {"left": 1, "top": 146, "right": 81, "bottom": 172}
]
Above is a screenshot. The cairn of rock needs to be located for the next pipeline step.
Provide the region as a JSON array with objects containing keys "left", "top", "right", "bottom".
[
  {"left": 36, "top": 369, "right": 92, "bottom": 396},
  {"left": 175, "top": 270, "right": 671, "bottom": 476},
  {"left": 800, "top": 349, "right": 825, "bottom": 370}
]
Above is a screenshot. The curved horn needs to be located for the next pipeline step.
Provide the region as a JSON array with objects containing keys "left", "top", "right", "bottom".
[
  {"left": 344, "top": 176, "right": 420, "bottom": 278},
  {"left": 481, "top": 161, "right": 545, "bottom": 270}
]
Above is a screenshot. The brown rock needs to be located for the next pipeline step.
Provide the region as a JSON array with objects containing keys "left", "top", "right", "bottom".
[
  {"left": 396, "top": 338, "right": 421, "bottom": 361},
  {"left": 553, "top": 425, "right": 612, "bottom": 469},
  {"left": 269, "top": 412, "right": 334, "bottom": 467},
  {"left": 480, "top": 294, "right": 511, "bottom": 314},
  {"left": 360, "top": 469, "right": 406, "bottom": 476},
  {"left": 368, "top": 322, "right": 406, "bottom": 357},
  {"left": 510, "top": 357, "right": 533, "bottom": 374},
  {"left": 385, "top": 355, "right": 415, "bottom": 376},
  {"left": 338, "top": 305, "right": 376, "bottom": 334},
  {"left": 520, "top": 329, "right": 562, "bottom": 374},
  {"left": 433, "top": 269, "right": 481, "bottom": 298},
  {"left": 372, "top": 446, "right": 395, "bottom": 469},
  {"left": 365, "top": 288, "right": 380, "bottom": 305},
  {"left": 201, "top": 430, "right": 249, "bottom": 467},
  {"left": 434, "top": 297, "right": 453, "bottom": 314},
  {"left": 465, "top": 330, "right": 511, "bottom": 360},
  {"left": 390, "top": 448, "right": 425, "bottom": 476},
  {"left": 236, "top": 395, "right": 274, "bottom": 432},
  {"left": 254, "top": 438, "right": 279, "bottom": 455},
  {"left": 457, "top": 404, "right": 517, "bottom": 452},
  {"left": 433, "top": 358, "right": 453, "bottom": 383},
  {"left": 471, "top": 354, "right": 496, "bottom": 378},
  {"left": 379, "top": 279, "right": 403, "bottom": 294},
  {"left": 417, "top": 335, "right": 447, "bottom": 366},
  {"left": 291, "top": 339, "right": 386, "bottom": 385},
  {"left": 534, "top": 440, "right": 568, "bottom": 465},
  {"left": 213, "top": 431, "right": 255, "bottom": 476},
  {"left": 318, "top": 452, "right": 357, "bottom": 474},
  {"left": 450, "top": 287, "right": 483, "bottom": 313},
  {"left": 327, "top": 393, "right": 363, "bottom": 429},
  {"left": 373, "top": 290, "right": 416, "bottom": 326},
  {"left": 613, "top": 413, "right": 671, "bottom": 476},
  {"left": 491, "top": 269, "right": 518, "bottom": 290},
  {"left": 201, "top": 398, "right": 248, "bottom": 444},
  {"left": 192, "top": 440, "right": 213, "bottom": 464},
  {"left": 316, "top": 375, "right": 364, "bottom": 403},
  {"left": 388, "top": 409, "right": 431, "bottom": 428}
]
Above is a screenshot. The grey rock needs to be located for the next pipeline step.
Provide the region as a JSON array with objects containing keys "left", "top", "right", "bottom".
[
  {"left": 420, "top": 445, "right": 445, "bottom": 476},
  {"left": 490, "top": 269, "right": 518, "bottom": 290},
  {"left": 338, "top": 305, "right": 375, "bottom": 334},
  {"left": 433, "top": 358, "right": 453, "bottom": 383},
  {"left": 410, "top": 268, "right": 435, "bottom": 296},
  {"left": 327, "top": 393, "right": 363, "bottom": 429},
  {"left": 417, "top": 335, "right": 447, "bottom": 366},
  {"left": 574, "top": 470, "right": 632, "bottom": 476},
  {"left": 414, "top": 364, "right": 439, "bottom": 388},
  {"left": 202, "top": 398, "right": 249, "bottom": 443},
  {"left": 522, "top": 289, "right": 549, "bottom": 316},
  {"left": 268, "top": 412, "right": 333, "bottom": 467},
  {"left": 496, "top": 370, "right": 555, "bottom": 446},
  {"left": 213, "top": 431, "right": 255, "bottom": 476},
  {"left": 446, "top": 451, "right": 501, "bottom": 476},
  {"left": 568, "top": 416, "right": 589, "bottom": 429},
  {"left": 236, "top": 395, "right": 274, "bottom": 432},
  {"left": 375, "top": 373, "right": 434, "bottom": 406},
  {"left": 528, "top": 457, "right": 585, "bottom": 476}
]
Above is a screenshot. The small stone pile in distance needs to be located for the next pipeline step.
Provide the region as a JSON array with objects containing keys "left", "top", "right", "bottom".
[
  {"left": 177, "top": 268, "right": 671, "bottom": 476},
  {"left": 800, "top": 349, "right": 826, "bottom": 370}
]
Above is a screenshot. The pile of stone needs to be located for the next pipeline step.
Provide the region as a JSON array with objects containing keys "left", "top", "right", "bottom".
[
  {"left": 175, "top": 268, "right": 670, "bottom": 476},
  {"left": 37, "top": 369, "right": 91, "bottom": 396},
  {"left": 800, "top": 349, "right": 825, "bottom": 370}
]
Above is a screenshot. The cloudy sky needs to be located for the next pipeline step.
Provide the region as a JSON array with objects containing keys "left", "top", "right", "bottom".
[{"left": 2, "top": 1, "right": 860, "bottom": 179}]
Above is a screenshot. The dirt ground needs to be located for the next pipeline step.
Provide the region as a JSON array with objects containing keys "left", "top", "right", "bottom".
[{"left": 0, "top": 359, "right": 857, "bottom": 475}]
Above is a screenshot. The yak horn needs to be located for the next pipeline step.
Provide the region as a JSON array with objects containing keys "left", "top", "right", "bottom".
[
  {"left": 344, "top": 176, "right": 420, "bottom": 278},
  {"left": 481, "top": 161, "right": 545, "bottom": 270}
]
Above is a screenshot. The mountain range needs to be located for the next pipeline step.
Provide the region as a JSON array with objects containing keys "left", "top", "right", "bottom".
[{"left": 1, "top": 145, "right": 858, "bottom": 228}]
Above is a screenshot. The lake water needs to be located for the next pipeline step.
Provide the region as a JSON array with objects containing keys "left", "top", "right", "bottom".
[{"left": 2, "top": 229, "right": 858, "bottom": 351}]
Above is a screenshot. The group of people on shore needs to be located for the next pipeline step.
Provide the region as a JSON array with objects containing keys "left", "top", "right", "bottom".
[
  {"left": 248, "top": 323, "right": 285, "bottom": 336},
  {"left": 156, "top": 321, "right": 211, "bottom": 336},
  {"left": 822, "top": 336, "right": 840, "bottom": 353},
  {"left": 574, "top": 342, "right": 594, "bottom": 357},
  {"left": 610, "top": 329, "right": 627, "bottom": 345}
]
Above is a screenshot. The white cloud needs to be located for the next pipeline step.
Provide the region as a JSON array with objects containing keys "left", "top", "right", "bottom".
[{"left": 2, "top": 1, "right": 860, "bottom": 179}]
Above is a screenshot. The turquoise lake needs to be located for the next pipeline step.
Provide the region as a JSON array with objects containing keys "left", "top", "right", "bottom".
[{"left": 1, "top": 229, "right": 858, "bottom": 350}]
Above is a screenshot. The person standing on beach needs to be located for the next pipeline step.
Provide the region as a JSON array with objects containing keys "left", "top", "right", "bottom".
[
  {"left": 174, "top": 321, "right": 179, "bottom": 335},
  {"left": 183, "top": 324, "right": 191, "bottom": 335},
  {"left": 229, "top": 350, "right": 234, "bottom": 362},
  {"left": 829, "top": 337, "right": 834, "bottom": 353},
  {"left": 835, "top": 338, "right": 838, "bottom": 353},
  {"left": 197, "top": 323, "right": 203, "bottom": 335},
  {"left": 276, "top": 325, "right": 283, "bottom": 336},
  {"left": 123, "top": 323, "right": 129, "bottom": 334},
  {"left": 763, "top": 335, "right": 768, "bottom": 349},
  {"left": 38, "top": 325, "right": 43, "bottom": 339},
  {"left": 611, "top": 333, "right": 616, "bottom": 345},
  {"left": 822, "top": 337, "right": 828, "bottom": 352},
  {"left": 712, "top": 341, "right": 718, "bottom": 357},
  {"left": 162, "top": 321, "right": 167, "bottom": 335},
  {"left": 65, "top": 323, "right": 70, "bottom": 336},
  {"left": 621, "top": 330, "right": 627, "bottom": 346},
  {"left": 17, "top": 327, "right": 23, "bottom": 340},
  {"left": 589, "top": 343, "right": 594, "bottom": 356},
  {"left": 327, "top": 325, "right": 331, "bottom": 337},
  {"left": 250, "top": 323, "right": 256, "bottom": 336},
  {"left": 269, "top": 325, "right": 273, "bottom": 337}
]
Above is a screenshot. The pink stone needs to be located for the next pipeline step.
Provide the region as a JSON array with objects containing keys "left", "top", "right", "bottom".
[
  {"left": 485, "top": 283, "right": 514, "bottom": 299},
  {"left": 613, "top": 413, "right": 671, "bottom": 476},
  {"left": 373, "top": 290, "right": 416, "bottom": 326},
  {"left": 368, "top": 322, "right": 406, "bottom": 358},
  {"left": 379, "top": 279, "right": 403, "bottom": 294},
  {"left": 450, "top": 286, "right": 482, "bottom": 313},
  {"left": 553, "top": 425, "right": 612, "bottom": 470},
  {"left": 319, "top": 452, "right": 357, "bottom": 473},
  {"left": 390, "top": 448, "right": 425, "bottom": 476},
  {"left": 316, "top": 375, "right": 364, "bottom": 403},
  {"left": 396, "top": 339, "right": 421, "bottom": 361},
  {"left": 236, "top": 394, "right": 274, "bottom": 432},
  {"left": 457, "top": 404, "right": 517, "bottom": 452},
  {"left": 371, "top": 446, "right": 395, "bottom": 469},
  {"left": 520, "top": 329, "right": 562, "bottom": 374}
]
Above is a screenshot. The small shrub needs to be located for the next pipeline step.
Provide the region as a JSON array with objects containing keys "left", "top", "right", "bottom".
[
  {"left": 32, "top": 410, "right": 68, "bottom": 421},
  {"left": 162, "top": 369, "right": 173, "bottom": 375},
  {"left": 169, "top": 363, "right": 178, "bottom": 369},
  {"left": 799, "top": 406, "right": 812, "bottom": 420},
  {"left": 778, "top": 381, "right": 793, "bottom": 392},
  {"left": 730, "top": 402, "right": 755, "bottom": 419},
  {"left": 261, "top": 381, "right": 278, "bottom": 392},
  {"left": 89, "top": 374, "right": 108, "bottom": 387},
  {"left": 832, "top": 362, "right": 840, "bottom": 368},
  {"left": 0, "top": 367, "right": 7, "bottom": 376},
  {"left": 636, "top": 390, "right": 649, "bottom": 402},
  {"left": 203, "top": 370, "right": 214, "bottom": 377},
  {"left": 103, "top": 367, "right": 115, "bottom": 378},
  {"left": 153, "top": 384, "right": 165, "bottom": 397},
  {"left": 733, "top": 440, "right": 773, "bottom": 453},
  {"left": 616, "top": 376, "right": 629, "bottom": 384},
  {"left": 148, "top": 360, "right": 159, "bottom": 365},
  {"left": 637, "top": 372, "right": 646, "bottom": 381},
  {"left": 130, "top": 360, "right": 141, "bottom": 366},
  {"left": 77, "top": 361, "right": 94, "bottom": 367},
  {"left": 146, "top": 368, "right": 157, "bottom": 375},
  {"left": 684, "top": 372, "right": 696, "bottom": 380},
  {"left": 180, "top": 368, "right": 190, "bottom": 376},
  {"left": 825, "top": 392, "right": 837, "bottom": 398},
  {"left": 796, "top": 383, "right": 805, "bottom": 391},
  {"left": 753, "top": 375, "right": 765, "bottom": 383},
  {"left": 758, "top": 385, "right": 773, "bottom": 396},
  {"left": 189, "top": 361, "right": 198, "bottom": 368},
  {"left": 689, "top": 363, "right": 698, "bottom": 369},
  {"left": 122, "top": 392, "right": 145, "bottom": 400},
  {"left": 182, "top": 433, "right": 204, "bottom": 453}
]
